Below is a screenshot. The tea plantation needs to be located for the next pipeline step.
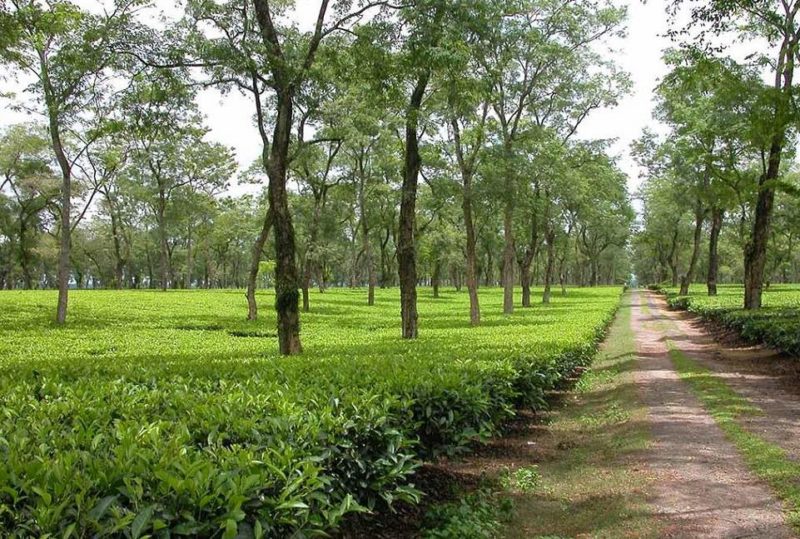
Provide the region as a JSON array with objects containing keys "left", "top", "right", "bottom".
[
  {"left": 659, "top": 284, "right": 800, "bottom": 357},
  {"left": 0, "top": 287, "right": 621, "bottom": 537}
]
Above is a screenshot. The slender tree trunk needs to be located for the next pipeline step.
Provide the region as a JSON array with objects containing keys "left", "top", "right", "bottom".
[
  {"left": 356, "top": 153, "right": 376, "bottom": 305},
  {"left": 302, "top": 269, "right": 310, "bottom": 312},
  {"left": 451, "top": 117, "right": 481, "bottom": 324},
  {"left": 744, "top": 140, "right": 783, "bottom": 309},
  {"left": 266, "top": 93, "right": 302, "bottom": 354},
  {"left": 109, "top": 209, "right": 125, "bottom": 289},
  {"left": 157, "top": 191, "right": 169, "bottom": 292},
  {"left": 463, "top": 186, "right": 480, "bottom": 324},
  {"left": 398, "top": 72, "right": 430, "bottom": 339},
  {"left": 246, "top": 207, "right": 273, "bottom": 321},
  {"left": 432, "top": 260, "right": 440, "bottom": 299},
  {"left": 502, "top": 198, "right": 515, "bottom": 314},
  {"left": 680, "top": 207, "right": 705, "bottom": 296},
  {"left": 43, "top": 74, "right": 71, "bottom": 323},
  {"left": 707, "top": 207, "right": 724, "bottom": 296},
  {"left": 542, "top": 229, "right": 556, "bottom": 304},
  {"left": 185, "top": 224, "right": 193, "bottom": 289}
]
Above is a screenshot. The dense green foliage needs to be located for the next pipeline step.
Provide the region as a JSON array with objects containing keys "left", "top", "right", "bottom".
[
  {"left": 0, "top": 287, "right": 620, "bottom": 536},
  {"left": 659, "top": 285, "right": 800, "bottom": 357}
]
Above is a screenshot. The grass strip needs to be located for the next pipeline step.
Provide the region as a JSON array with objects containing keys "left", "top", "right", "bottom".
[
  {"left": 502, "top": 294, "right": 658, "bottom": 538},
  {"left": 668, "top": 345, "right": 800, "bottom": 529}
]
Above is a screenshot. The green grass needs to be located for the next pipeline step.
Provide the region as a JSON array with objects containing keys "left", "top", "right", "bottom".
[
  {"left": 668, "top": 346, "right": 800, "bottom": 530},
  {"left": 503, "top": 293, "right": 658, "bottom": 539},
  {"left": 658, "top": 284, "right": 800, "bottom": 357},
  {"left": 0, "top": 286, "right": 622, "bottom": 537}
]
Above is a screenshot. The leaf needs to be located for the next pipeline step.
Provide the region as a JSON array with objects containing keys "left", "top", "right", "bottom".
[
  {"left": 131, "top": 505, "right": 154, "bottom": 539},
  {"left": 88, "top": 495, "right": 117, "bottom": 521}
]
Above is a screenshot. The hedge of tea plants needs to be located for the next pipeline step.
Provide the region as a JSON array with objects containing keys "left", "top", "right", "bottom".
[
  {"left": 0, "top": 287, "right": 621, "bottom": 537},
  {"left": 658, "top": 284, "right": 800, "bottom": 357}
]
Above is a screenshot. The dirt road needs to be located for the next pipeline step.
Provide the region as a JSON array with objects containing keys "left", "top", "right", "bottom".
[{"left": 632, "top": 290, "right": 794, "bottom": 538}]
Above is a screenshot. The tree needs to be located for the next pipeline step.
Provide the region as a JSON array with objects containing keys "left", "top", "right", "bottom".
[
  {"left": 671, "top": 0, "right": 800, "bottom": 308},
  {"left": 1, "top": 0, "right": 141, "bottom": 322},
  {"left": 178, "top": 0, "right": 397, "bottom": 354},
  {"left": 0, "top": 124, "right": 59, "bottom": 289}
]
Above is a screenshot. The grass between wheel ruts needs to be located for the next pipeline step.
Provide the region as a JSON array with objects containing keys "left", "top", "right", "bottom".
[{"left": 668, "top": 345, "right": 800, "bottom": 531}]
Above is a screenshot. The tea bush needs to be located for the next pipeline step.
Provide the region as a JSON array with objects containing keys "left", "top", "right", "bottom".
[
  {"left": 662, "top": 284, "right": 800, "bottom": 357},
  {"left": 0, "top": 287, "right": 621, "bottom": 537}
]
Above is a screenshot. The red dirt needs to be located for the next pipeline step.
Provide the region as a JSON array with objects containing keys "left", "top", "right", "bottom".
[{"left": 633, "top": 291, "right": 794, "bottom": 538}]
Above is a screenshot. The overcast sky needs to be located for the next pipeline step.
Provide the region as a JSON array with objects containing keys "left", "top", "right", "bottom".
[{"left": 1, "top": 0, "right": 675, "bottom": 197}]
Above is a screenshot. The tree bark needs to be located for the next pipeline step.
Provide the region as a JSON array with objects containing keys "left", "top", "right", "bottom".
[
  {"left": 707, "top": 207, "right": 724, "bottom": 296},
  {"left": 265, "top": 93, "right": 302, "bottom": 354},
  {"left": 246, "top": 208, "right": 273, "bottom": 321},
  {"left": 744, "top": 139, "right": 782, "bottom": 309},
  {"left": 432, "top": 260, "right": 440, "bottom": 299},
  {"left": 398, "top": 72, "right": 430, "bottom": 339},
  {"left": 42, "top": 61, "right": 72, "bottom": 323},
  {"left": 355, "top": 151, "right": 377, "bottom": 306},
  {"left": 502, "top": 198, "right": 515, "bottom": 314},
  {"left": 680, "top": 206, "right": 705, "bottom": 296},
  {"left": 185, "top": 224, "right": 193, "bottom": 289},
  {"left": 542, "top": 228, "right": 556, "bottom": 304},
  {"left": 157, "top": 189, "right": 169, "bottom": 292}
]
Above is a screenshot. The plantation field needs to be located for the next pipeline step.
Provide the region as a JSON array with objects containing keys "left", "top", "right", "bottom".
[
  {"left": 0, "top": 287, "right": 621, "bottom": 537},
  {"left": 661, "top": 284, "right": 800, "bottom": 357}
]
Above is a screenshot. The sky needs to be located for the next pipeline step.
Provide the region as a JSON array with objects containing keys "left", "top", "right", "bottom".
[{"left": 1, "top": 0, "right": 676, "bottom": 198}]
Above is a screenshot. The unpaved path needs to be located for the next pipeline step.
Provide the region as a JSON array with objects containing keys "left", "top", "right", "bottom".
[
  {"left": 647, "top": 292, "right": 800, "bottom": 464},
  {"left": 631, "top": 290, "right": 793, "bottom": 538}
]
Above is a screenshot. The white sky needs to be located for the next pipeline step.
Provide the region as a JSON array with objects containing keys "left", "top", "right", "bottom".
[{"left": 1, "top": 0, "right": 675, "bottom": 197}]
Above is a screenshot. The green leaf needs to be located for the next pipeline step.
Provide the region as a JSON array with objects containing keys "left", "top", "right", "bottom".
[{"left": 131, "top": 505, "right": 154, "bottom": 539}]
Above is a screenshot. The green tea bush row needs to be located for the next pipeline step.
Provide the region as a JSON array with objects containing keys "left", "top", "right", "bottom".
[
  {"left": 0, "top": 288, "right": 621, "bottom": 537},
  {"left": 663, "top": 285, "right": 800, "bottom": 358}
]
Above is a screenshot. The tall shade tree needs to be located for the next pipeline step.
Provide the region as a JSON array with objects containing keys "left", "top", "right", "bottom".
[
  {"left": 177, "top": 0, "right": 395, "bottom": 354},
  {"left": 672, "top": 0, "right": 800, "bottom": 308},
  {"left": 476, "top": 0, "right": 625, "bottom": 314},
  {"left": 1, "top": 0, "right": 141, "bottom": 322}
]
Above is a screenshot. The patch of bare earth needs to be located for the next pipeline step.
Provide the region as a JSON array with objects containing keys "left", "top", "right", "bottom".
[
  {"left": 633, "top": 291, "right": 793, "bottom": 538},
  {"left": 335, "top": 404, "right": 565, "bottom": 538},
  {"left": 650, "top": 293, "right": 800, "bottom": 462}
]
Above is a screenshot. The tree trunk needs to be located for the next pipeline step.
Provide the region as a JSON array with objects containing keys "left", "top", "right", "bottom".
[
  {"left": 502, "top": 198, "right": 515, "bottom": 314},
  {"left": 265, "top": 92, "right": 302, "bottom": 354},
  {"left": 680, "top": 207, "right": 705, "bottom": 296},
  {"left": 398, "top": 72, "right": 430, "bottom": 339},
  {"left": 520, "top": 264, "right": 532, "bottom": 308},
  {"left": 356, "top": 153, "right": 376, "bottom": 306},
  {"left": 185, "top": 224, "right": 193, "bottom": 289},
  {"left": 43, "top": 70, "right": 72, "bottom": 323},
  {"left": 157, "top": 191, "right": 169, "bottom": 292},
  {"left": 302, "top": 274, "right": 310, "bottom": 312},
  {"left": 542, "top": 229, "right": 556, "bottom": 304},
  {"left": 246, "top": 208, "right": 273, "bottom": 321},
  {"left": 744, "top": 140, "right": 782, "bottom": 309},
  {"left": 707, "top": 207, "right": 724, "bottom": 296},
  {"left": 109, "top": 208, "right": 125, "bottom": 289},
  {"left": 461, "top": 195, "right": 480, "bottom": 326},
  {"left": 432, "top": 260, "right": 440, "bottom": 299}
]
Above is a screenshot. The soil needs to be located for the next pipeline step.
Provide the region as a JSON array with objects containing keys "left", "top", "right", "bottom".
[
  {"left": 341, "top": 291, "right": 800, "bottom": 538},
  {"left": 634, "top": 290, "right": 794, "bottom": 538}
]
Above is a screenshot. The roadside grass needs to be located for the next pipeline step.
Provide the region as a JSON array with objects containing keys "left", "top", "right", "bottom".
[
  {"left": 668, "top": 346, "right": 800, "bottom": 530},
  {"left": 501, "top": 294, "right": 659, "bottom": 538}
]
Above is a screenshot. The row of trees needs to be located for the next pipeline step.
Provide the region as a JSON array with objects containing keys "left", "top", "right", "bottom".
[
  {"left": 1, "top": 0, "right": 634, "bottom": 354},
  {"left": 635, "top": 1, "right": 800, "bottom": 306}
]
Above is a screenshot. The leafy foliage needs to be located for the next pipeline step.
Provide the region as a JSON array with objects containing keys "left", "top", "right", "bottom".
[
  {"left": 662, "top": 284, "right": 800, "bottom": 357},
  {"left": 0, "top": 286, "right": 621, "bottom": 536}
]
